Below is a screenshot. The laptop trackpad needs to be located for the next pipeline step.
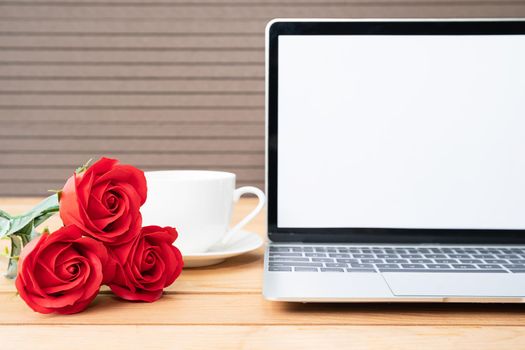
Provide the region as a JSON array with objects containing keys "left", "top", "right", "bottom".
[{"left": 383, "top": 273, "right": 525, "bottom": 297}]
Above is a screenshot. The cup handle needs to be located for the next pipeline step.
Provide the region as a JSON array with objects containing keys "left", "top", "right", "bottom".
[{"left": 220, "top": 186, "right": 266, "bottom": 245}]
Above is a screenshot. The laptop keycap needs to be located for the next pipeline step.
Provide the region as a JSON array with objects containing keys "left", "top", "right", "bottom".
[
  {"left": 361, "top": 259, "right": 385, "bottom": 263},
  {"left": 386, "top": 259, "right": 409, "bottom": 263},
  {"left": 400, "top": 254, "right": 423, "bottom": 259},
  {"left": 410, "top": 259, "right": 433, "bottom": 264},
  {"left": 269, "top": 267, "right": 292, "bottom": 272},
  {"left": 451, "top": 264, "right": 476, "bottom": 269},
  {"left": 477, "top": 264, "right": 504, "bottom": 269},
  {"left": 326, "top": 263, "right": 348, "bottom": 268},
  {"left": 270, "top": 262, "right": 323, "bottom": 267},
  {"left": 375, "top": 264, "right": 401, "bottom": 269},
  {"left": 320, "top": 268, "right": 345, "bottom": 272},
  {"left": 509, "top": 260, "right": 525, "bottom": 264},
  {"left": 376, "top": 254, "right": 399, "bottom": 259},
  {"left": 269, "top": 247, "right": 290, "bottom": 252},
  {"left": 459, "top": 259, "right": 483, "bottom": 264},
  {"left": 329, "top": 253, "right": 350, "bottom": 258},
  {"left": 426, "top": 264, "right": 452, "bottom": 269},
  {"left": 269, "top": 257, "right": 310, "bottom": 262},
  {"left": 305, "top": 253, "right": 328, "bottom": 257},
  {"left": 336, "top": 258, "right": 359, "bottom": 263},
  {"left": 434, "top": 259, "right": 458, "bottom": 264},
  {"left": 500, "top": 255, "right": 520, "bottom": 259},
  {"left": 353, "top": 254, "right": 375, "bottom": 258},
  {"left": 401, "top": 264, "right": 425, "bottom": 269},
  {"left": 295, "top": 267, "right": 318, "bottom": 272},
  {"left": 269, "top": 252, "right": 303, "bottom": 257},
  {"left": 504, "top": 264, "right": 525, "bottom": 269},
  {"left": 448, "top": 254, "right": 472, "bottom": 259},
  {"left": 349, "top": 263, "right": 374, "bottom": 269},
  {"left": 312, "top": 258, "right": 335, "bottom": 262}
]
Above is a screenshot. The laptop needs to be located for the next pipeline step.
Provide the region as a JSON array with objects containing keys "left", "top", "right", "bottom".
[{"left": 263, "top": 19, "right": 525, "bottom": 302}]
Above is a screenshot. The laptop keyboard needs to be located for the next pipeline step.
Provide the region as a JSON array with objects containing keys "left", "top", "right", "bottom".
[{"left": 267, "top": 245, "right": 525, "bottom": 273}]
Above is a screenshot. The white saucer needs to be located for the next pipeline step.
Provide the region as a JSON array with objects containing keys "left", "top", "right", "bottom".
[{"left": 181, "top": 230, "right": 264, "bottom": 268}]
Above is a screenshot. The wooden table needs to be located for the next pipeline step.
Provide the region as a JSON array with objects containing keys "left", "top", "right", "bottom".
[{"left": 1, "top": 197, "right": 525, "bottom": 349}]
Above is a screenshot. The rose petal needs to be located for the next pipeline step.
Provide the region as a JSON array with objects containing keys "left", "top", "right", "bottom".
[
  {"left": 87, "top": 193, "right": 113, "bottom": 219},
  {"left": 86, "top": 157, "right": 119, "bottom": 178},
  {"left": 35, "top": 261, "right": 68, "bottom": 287},
  {"left": 54, "top": 293, "right": 97, "bottom": 315},
  {"left": 96, "top": 165, "right": 147, "bottom": 205},
  {"left": 163, "top": 245, "right": 184, "bottom": 287},
  {"left": 58, "top": 181, "right": 86, "bottom": 233},
  {"left": 90, "top": 180, "right": 111, "bottom": 204},
  {"left": 39, "top": 243, "right": 72, "bottom": 273}
]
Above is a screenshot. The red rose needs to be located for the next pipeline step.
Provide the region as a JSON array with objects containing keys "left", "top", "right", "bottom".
[
  {"left": 60, "top": 157, "right": 147, "bottom": 247},
  {"left": 109, "top": 226, "right": 183, "bottom": 302},
  {"left": 15, "top": 225, "right": 115, "bottom": 314}
]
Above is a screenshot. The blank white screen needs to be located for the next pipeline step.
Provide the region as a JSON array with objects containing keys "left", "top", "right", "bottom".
[{"left": 277, "top": 35, "right": 525, "bottom": 229}]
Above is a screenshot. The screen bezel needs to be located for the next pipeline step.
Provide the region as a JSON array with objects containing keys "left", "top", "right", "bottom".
[{"left": 267, "top": 20, "right": 525, "bottom": 244}]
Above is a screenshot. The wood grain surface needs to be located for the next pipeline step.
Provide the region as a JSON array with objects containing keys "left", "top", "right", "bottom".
[{"left": 0, "top": 197, "right": 525, "bottom": 349}]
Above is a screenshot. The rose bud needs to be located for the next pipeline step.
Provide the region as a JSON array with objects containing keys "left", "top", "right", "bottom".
[
  {"left": 60, "top": 157, "right": 147, "bottom": 249},
  {"left": 109, "top": 226, "right": 183, "bottom": 302},
  {"left": 15, "top": 225, "right": 115, "bottom": 315}
]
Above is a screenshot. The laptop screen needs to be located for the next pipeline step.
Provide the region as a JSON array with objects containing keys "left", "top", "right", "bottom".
[{"left": 277, "top": 34, "right": 525, "bottom": 230}]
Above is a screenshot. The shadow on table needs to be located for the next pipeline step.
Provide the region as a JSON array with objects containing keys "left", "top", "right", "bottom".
[
  {"left": 185, "top": 251, "right": 263, "bottom": 271},
  {"left": 282, "top": 301, "right": 525, "bottom": 315}
]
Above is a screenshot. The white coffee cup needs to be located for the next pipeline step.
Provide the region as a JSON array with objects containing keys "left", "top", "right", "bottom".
[{"left": 141, "top": 170, "right": 266, "bottom": 254}]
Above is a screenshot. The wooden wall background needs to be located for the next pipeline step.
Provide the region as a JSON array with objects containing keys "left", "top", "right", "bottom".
[{"left": 1, "top": 1, "right": 525, "bottom": 196}]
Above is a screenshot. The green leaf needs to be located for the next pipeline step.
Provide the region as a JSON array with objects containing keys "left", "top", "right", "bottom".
[
  {"left": 0, "top": 209, "right": 12, "bottom": 220},
  {"left": 33, "top": 207, "right": 59, "bottom": 229},
  {"left": 7, "top": 215, "right": 34, "bottom": 238},
  {"left": 2, "top": 194, "right": 59, "bottom": 238},
  {"left": 0, "top": 210, "right": 10, "bottom": 237},
  {"left": 31, "top": 194, "right": 59, "bottom": 220},
  {"left": 18, "top": 221, "right": 33, "bottom": 243},
  {"left": 6, "top": 235, "right": 23, "bottom": 279}
]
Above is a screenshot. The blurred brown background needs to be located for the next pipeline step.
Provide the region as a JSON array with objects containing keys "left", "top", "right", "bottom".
[{"left": 1, "top": 0, "right": 525, "bottom": 196}]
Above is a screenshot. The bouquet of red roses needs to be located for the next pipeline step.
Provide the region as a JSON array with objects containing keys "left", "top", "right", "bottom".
[{"left": 0, "top": 157, "right": 183, "bottom": 314}]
